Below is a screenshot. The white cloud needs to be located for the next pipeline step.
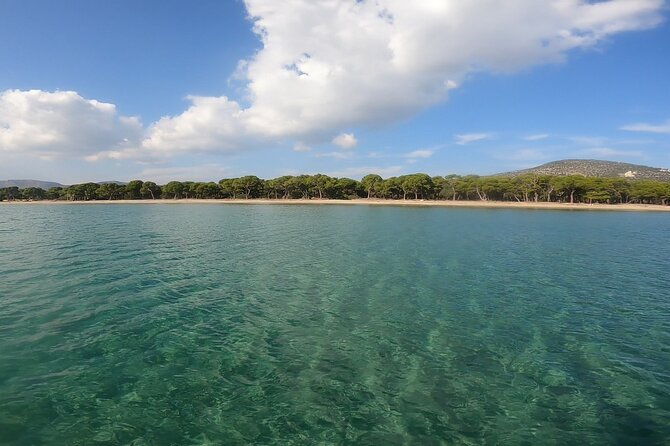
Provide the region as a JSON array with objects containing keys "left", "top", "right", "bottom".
[
  {"left": 292, "top": 142, "right": 312, "bottom": 152},
  {"left": 2, "top": 1, "right": 665, "bottom": 160},
  {"left": 579, "top": 147, "right": 644, "bottom": 158},
  {"left": 142, "top": 96, "right": 250, "bottom": 154},
  {"left": 235, "top": 0, "right": 663, "bottom": 145},
  {"left": 455, "top": 133, "right": 492, "bottom": 145},
  {"left": 620, "top": 119, "right": 670, "bottom": 134},
  {"left": 0, "top": 89, "right": 142, "bottom": 159},
  {"left": 523, "top": 133, "right": 549, "bottom": 141},
  {"left": 405, "top": 149, "right": 434, "bottom": 159},
  {"left": 332, "top": 132, "right": 358, "bottom": 150},
  {"left": 142, "top": 0, "right": 664, "bottom": 154}
]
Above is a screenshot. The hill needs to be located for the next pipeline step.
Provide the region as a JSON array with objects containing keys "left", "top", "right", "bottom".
[
  {"left": 0, "top": 180, "right": 127, "bottom": 189},
  {"left": 499, "top": 159, "right": 670, "bottom": 181},
  {"left": 0, "top": 180, "right": 65, "bottom": 189}
]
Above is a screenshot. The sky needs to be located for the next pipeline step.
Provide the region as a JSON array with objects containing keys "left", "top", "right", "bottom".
[{"left": 1, "top": 0, "right": 669, "bottom": 184}]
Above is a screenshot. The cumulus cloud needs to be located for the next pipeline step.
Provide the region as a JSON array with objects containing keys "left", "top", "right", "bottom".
[
  {"left": 620, "top": 119, "right": 670, "bottom": 134},
  {"left": 332, "top": 132, "right": 358, "bottom": 150},
  {"left": 0, "top": 89, "right": 142, "bottom": 159},
  {"left": 455, "top": 133, "right": 492, "bottom": 145},
  {"left": 233, "top": 0, "right": 662, "bottom": 144},
  {"left": 146, "top": 0, "right": 661, "bottom": 153},
  {"left": 142, "top": 96, "right": 248, "bottom": 153},
  {"left": 2, "top": 1, "right": 665, "bottom": 160}
]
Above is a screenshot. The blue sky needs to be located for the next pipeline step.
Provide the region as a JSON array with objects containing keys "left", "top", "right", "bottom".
[{"left": 1, "top": 0, "right": 669, "bottom": 183}]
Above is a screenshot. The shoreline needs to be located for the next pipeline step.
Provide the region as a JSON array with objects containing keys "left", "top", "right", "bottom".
[{"left": 1, "top": 198, "right": 669, "bottom": 212}]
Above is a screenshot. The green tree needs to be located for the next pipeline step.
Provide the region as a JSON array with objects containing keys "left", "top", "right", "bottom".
[
  {"left": 443, "top": 175, "right": 461, "bottom": 200},
  {"left": 431, "top": 176, "right": 446, "bottom": 200},
  {"left": 287, "top": 175, "right": 311, "bottom": 199},
  {"left": 630, "top": 180, "right": 670, "bottom": 205},
  {"left": 516, "top": 174, "right": 545, "bottom": 202},
  {"left": 63, "top": 185, "right": 77, "bottom": 201},
  {"left": 125, "top": 180, "right": 143, "bottom": 199},
  {"left": 140, "top": 181, "right": 160, "bottom": 199},
  {"left": 65, "top": 183, "right": 98, "bottom": 201},
  {"left": 195, "top": 182, "right": 221, "bottom": 199},
  {"left": 405, "top": 174, "right": 433, "bottom": 199},
  {"left": 581, "top": 178, "right": 613, "bottom": 204},
  {"left": 476, "top": 177, "right": 509, "bottom": 201},
  {"left": 2, "top": 186, "right": 20, "bottom": 201},
  {"left": 273, "top": 176, "right": 295, "bottom": 199},
  {"left": 310, "top": 174, "right": 331, "bottom": 199},
  {"left": 336, "top": 178, "right": 362, "bottom": 199},
  {"left": 234, "top": 176, "right": 264, "bottom": 199},
  {"left": 379, "top": 177, "right": 402, "bottom": 199},
  {"left": 608, "top": 179, "right": 631, "bottom": 204},
  {"left": 552, "top": 175, "right": 586, "bottom": 203},
  {"left": 583, "top": 190, "right": 610, "bottom": 203},
  {"left": 264, "top": 178, "right": 283, "bottom": 199},
  {"left": 20, "top": 187, "right": 46, "bottom": 201},
  {"left": 163, "top": 181, "right": 185, "bottom": 199},
  {"left": 96, "top": 183, "right": 122, "bottom": 200},
  {"left": 218, "top": 179, "right": 236, "bottom": 198},
  {"left": 45, "top": 187, "right": 63, "bottom": 200},
  {"left": 181, "top": 182, "right": 196, "bottom": 199},
  {"left": 361, "top": 174, "right": 383, "bottom": 198},
  {"left": 455, "top": 175, "right": 480, "bottom": 201}
]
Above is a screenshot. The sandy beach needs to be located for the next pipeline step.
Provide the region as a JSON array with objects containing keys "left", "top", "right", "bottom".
[{"left": 2, "top": 198, "right": 669, "bottom": 212}]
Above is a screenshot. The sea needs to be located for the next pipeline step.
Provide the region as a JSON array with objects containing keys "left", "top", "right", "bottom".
[{"left": 0, "top": 204, "right": 669, "bottom": 445}]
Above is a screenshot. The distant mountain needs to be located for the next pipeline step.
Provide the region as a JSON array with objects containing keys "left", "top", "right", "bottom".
[
  {"left": 499, "top": 159, "right": 670, "bottom": 181},
  {"left": 0, "top": 180, "right": 65, "bottom": 189},
  {"left": 0, "top": 180, "right": 128, "bottom": 189}
]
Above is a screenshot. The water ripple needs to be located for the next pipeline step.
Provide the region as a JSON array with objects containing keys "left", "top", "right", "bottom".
[{"left": 0, "top": 205, "right": 669, "bottom": 444}]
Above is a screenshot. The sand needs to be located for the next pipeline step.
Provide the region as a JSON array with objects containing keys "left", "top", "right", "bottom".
[{"left": 2, "top": 198, "right": 670, "bottom": 212}]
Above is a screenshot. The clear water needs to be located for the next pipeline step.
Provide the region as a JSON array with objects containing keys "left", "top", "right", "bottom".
[{"left": 0, "top": 204, "right": 669, "bottom": 445}]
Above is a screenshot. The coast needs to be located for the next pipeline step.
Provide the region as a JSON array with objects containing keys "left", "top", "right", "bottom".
[{"left": 2, "top": 199, "right": 669, "bottom": 212}]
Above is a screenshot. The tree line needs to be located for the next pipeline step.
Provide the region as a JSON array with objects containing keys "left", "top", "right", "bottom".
[{"left": 1, "top": 174, "right": 669, "bottom": 205}]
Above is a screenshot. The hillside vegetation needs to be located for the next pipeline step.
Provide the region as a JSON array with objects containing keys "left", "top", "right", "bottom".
[{"left": 501, "top": 159, "right": 670, "bottom": 181}]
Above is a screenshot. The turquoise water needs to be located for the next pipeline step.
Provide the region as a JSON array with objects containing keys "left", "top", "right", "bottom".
[{"left": 0, "top": 204, "right": 669, "bottom": 445}]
